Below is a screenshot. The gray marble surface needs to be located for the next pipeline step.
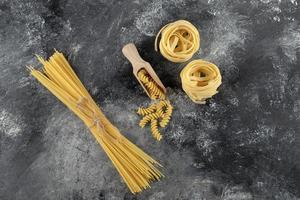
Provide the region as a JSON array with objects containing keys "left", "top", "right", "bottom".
[{"left": 0, "top": 0, "right": 300, "bottom": 199}]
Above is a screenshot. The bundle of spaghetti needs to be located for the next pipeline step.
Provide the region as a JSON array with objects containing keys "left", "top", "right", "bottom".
[
  {"left": 180, "top": 59, "right": 222, "bottom": 104},
  {"left": 27, "top": 50, "right": 163, "bottom": 194},
  {"left": 155, "top": 20, "right": 200, "bottom": 63}
]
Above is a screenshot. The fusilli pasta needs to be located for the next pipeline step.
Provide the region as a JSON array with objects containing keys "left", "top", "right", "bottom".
[
  {"left": 160, "top": 101, "right": 173, "bottom": 128},
  {"left": 138, "top": 69, "right": 165, "bottom": 100},
  {"left": 136, "top": 70, "right": 173, "bottom": 141},
  {"left": 151, "top": 119, "right": 162, "bottom": 141}
]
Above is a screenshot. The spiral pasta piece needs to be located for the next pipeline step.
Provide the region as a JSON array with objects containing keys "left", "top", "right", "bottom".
[
  {"left": 158, "top": 99, "right": 169, "bottom": 107},
  {"left": 137, "top": 69, "right": 165, "bottom": 100},
  {"left": 136, "top": 71, "right": 173, "bottom": 141},
  {"left": 139, "top": 113, "right": 161, "bottom": 128},
  {"left": 180, "top": 59, "right": 222, "bottom": 104},
  {"left": 160, "top": 101, "right": 173, "bottom": 128},
  {"left": 145, "top": 81, "right": 165, "bottom": 99},
  {"left": 137, "top": 103, "right": 158, "bottom": 116},
  {"left": 156, "top": 102, "right": 165, "bottom": 117},
  {"left": 155, "top": 20, "right": 200, "bottom": 63},
  {"left": 137, "top": 69, "right": 151, "bottom": 83},
  {"left": 150, "top": 120, "right": 162, "bottom": 141}
]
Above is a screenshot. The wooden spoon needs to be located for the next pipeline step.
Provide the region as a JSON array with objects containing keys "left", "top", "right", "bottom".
[{"left": 122, "top": 43, "right": 167, "bottom": 98}]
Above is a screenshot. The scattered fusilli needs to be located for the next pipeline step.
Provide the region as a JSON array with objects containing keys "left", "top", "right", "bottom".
[
  {"left": 150, "top": 119, "right": 162, "bottom": 141},
  {"left": 139, "top": 112, "right": 161, "bottom": 128},
  {"left": 136, "top": 69, "right": 173, "bottom": 141},
  {"left": 137, "top": 99, "right": 173, "bottom": 140},
  {"left": 160, "top": 101, "right": 173, "bottom": 128}
]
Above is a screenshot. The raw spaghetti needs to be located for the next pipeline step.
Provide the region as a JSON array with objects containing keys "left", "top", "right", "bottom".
[
  {"left": 155, "top": 20, "right": 200, "bottom": 63},
  {"left": 27, "top": 50, "right": 163, "bottom": 194},
  {"left": 180, "top": 59, "right": 222, "bottom": 104}
]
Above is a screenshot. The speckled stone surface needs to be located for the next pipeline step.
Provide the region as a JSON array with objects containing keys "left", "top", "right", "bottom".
[{"left": 0, "top": 0, "right": 299, "bottom": 199}]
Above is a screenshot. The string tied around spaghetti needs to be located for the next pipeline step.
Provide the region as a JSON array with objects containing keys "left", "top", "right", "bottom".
[
  {"left": 89, "top": 107, "right": 105, "bottom": 131},
  {"left": 89, "top": 116, "right": 105, "bottom": 131},
  {"left": 74, "top": 96, "right": 105, "bottom": 132},
  {"left": 75, "top": 96, "right": 87, "bottom": 108}
]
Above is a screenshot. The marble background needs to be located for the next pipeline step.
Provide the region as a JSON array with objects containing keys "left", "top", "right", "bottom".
[{"left": 0, "top": 0, "right": 299, "bottom": 199}]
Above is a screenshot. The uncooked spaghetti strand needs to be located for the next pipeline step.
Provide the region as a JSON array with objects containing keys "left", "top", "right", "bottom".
[
  {"left": 36, "top": 56, "right": 85, "bottom": 103},
  {"left": 119, "top": 142, "right": 162, "bottom": 180},
  {"left": 101, "top": 139, "right": 139, "bottom": 192},
  {"left": 28, "top": 51, "right": 163, "bottom": 194},
  {"left": 104, "top": 134, "right": 152, "bottom": 178},
  {"left": 52, "top": 50, "right": 92, "bottom": 101},
  {"left": 92, "top": 132, "right": 140, "bottom": 193},
  {"left": 110, "top": 140, "right": 158, "bottom": 188},
  {"left": 122, "top": 142, "right": 163, "bottom": 179},
  {"left": 53, "top": 51, "right": 87, "bottom": 91},
  {"left": 48, "top": 56, "right": 86, "bottom": 98},
  {"left": 115, "top": 140, "right": 156, "bottom": 174},
  {"left": 30, "top": 70, "right": 97, "bottom": 127},
  {"left": 105, "top": 139, "right": 151, "bottom": 189},
  {"left": 32, "top": 71, "right": 106, "bottom": 137},
  {"left": 122, "top": 138, "right": 162, "bottom": 167},
  {"left": 30, "top": 69, "right": 79, "bottom": 112},
  {"left": 41, "top": 54, "right": 108, "bottom": 125},
  {"left": 46, "top": 55, "right": 89, "bottom": 101},
  {"left": 102, "top": 137, "right": 147, "bottom": 190}
]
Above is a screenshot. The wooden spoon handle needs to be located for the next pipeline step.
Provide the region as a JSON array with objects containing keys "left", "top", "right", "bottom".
[
  {"left": 122, "top": 43, "right": 146, "bottom": 68},
  {"left": 122, "top": 43, "right": 167, "bottom": 98}
]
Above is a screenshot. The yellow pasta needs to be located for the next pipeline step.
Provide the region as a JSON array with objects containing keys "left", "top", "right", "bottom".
[
  {"left": 137, "top": 69, "right": 165, "bottom": 100},
  {"left": 155, "top": 102, "right": 165, "bottom": 117},
  {"left": 137, "top": 69, "right": 151, "bottom": 84},
  {"left": 145, "top": 81, "right": 165, "bottom": 100},
  {"left": 137, "top": 104, "right": 157, "bottom": 116},
  {"left": 150, "top": 120, "right": 162, "bottom": 141},
  {"left": 136, "top": 100, "right": 173, "bottom": 141},
  {"left": 27, "top": 50, "right": 163, "bottom": 194},
  {"left": 180, "top": 59, "right": 222, "bottom": 104},
  {"left": 136, "top": 70, "right": 173, "bottom": 141},
  {"left": 155, "top": 20, "right": 200, "bottom": 63},
  {"left": 160, "top": 101, "right": 173, "bottom": 128},
  {"left": 158, "top": 99, "right": 169, "bottom": 107},
  {"left": 139, "top": 112, "right": 161, "bottom": 128}
]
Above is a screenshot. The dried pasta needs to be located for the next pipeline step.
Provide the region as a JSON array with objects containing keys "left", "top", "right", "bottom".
[
  {"left": 137, "top": 69, "right": 165, "bottom": 100},
  {"left": 136, "top": 70, "right": 173, "bottom": 141},
  {"left": 27, "top": 50, "right": 163, "bottom": 194},
  {"left": 139, "top": 113, "right": 160, "bottom": 128},
  {"left": 180, "top": 59, "right": 222, "bottom": 104},
  {"left": 155, "top": 20, "right": 200, "bottom": 63},
  {"left": 137, "top": 104, "right": 157, "bottom": 116},
  {"left": 137, "top": 69, "right": 151, "bottom": 83},
  {"left": 159, "top": 100, "right": 173, "bottom": 128},
  {"left": 155, "top": 102, "right": 165, "bottom": 117},
  {"left": 150, "top": 120, "right": 162, "bottom": 141}
]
